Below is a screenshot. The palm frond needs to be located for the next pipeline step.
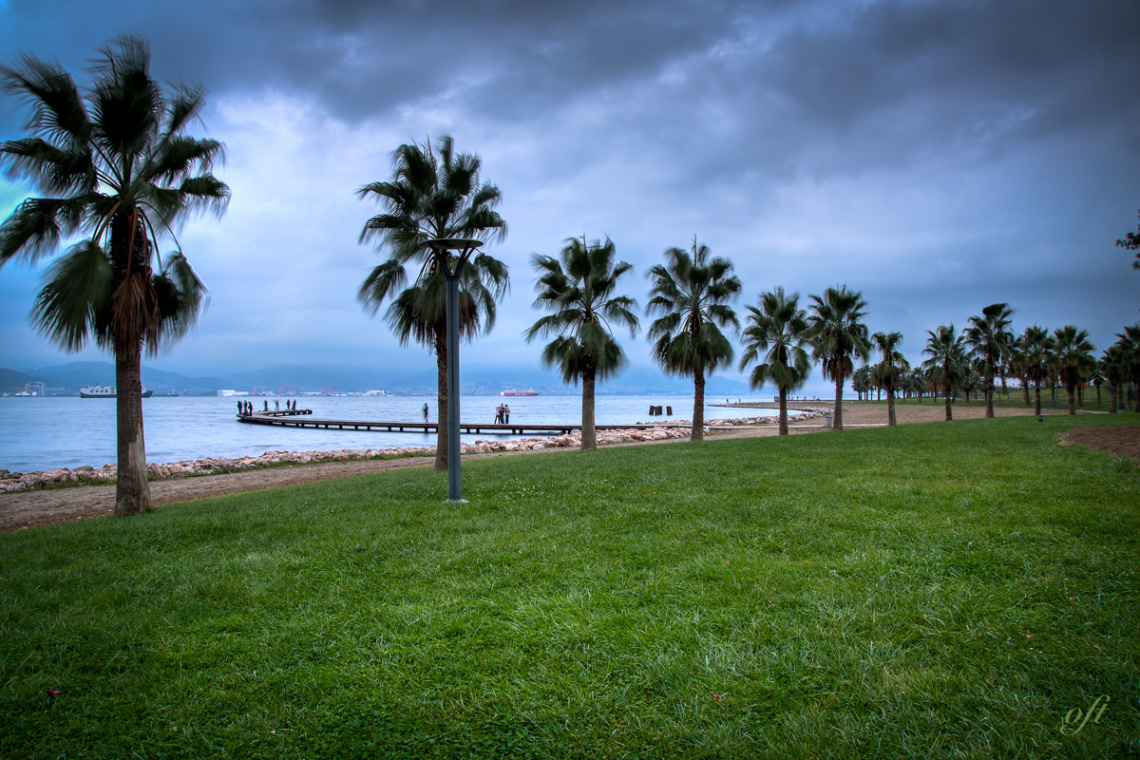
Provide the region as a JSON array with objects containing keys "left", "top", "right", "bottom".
[
  {"left": 1, "top": 54, "right": 91, "bottom": 149},
  {"left": 0, "top": 137, "right": 94, "bottom": 195},
  {"left": 151, "top": 250, "right": 207, "bottom": 351},
  {"left": 31, "top": 239, "right": 110, "bottom": 351},
  {"left": 0, "top": 197, "right": 69, "bottom": 264}
]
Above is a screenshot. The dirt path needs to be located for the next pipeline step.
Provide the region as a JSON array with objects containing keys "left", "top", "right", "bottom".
[{"left": 0, "top": 402, "right": 1105, "bottom": 533}]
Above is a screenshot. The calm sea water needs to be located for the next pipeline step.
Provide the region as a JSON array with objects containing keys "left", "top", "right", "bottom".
[{"left": 0, "top": 394, "right": 778, "bottom": 472}]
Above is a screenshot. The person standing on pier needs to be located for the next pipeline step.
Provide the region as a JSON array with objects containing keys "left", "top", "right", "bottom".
[
  {"left": 423, "top": 403, "right": 430, "bottom": 422},
  {"left": 504, "top": 405, "right": 510, "bottom": 423}
]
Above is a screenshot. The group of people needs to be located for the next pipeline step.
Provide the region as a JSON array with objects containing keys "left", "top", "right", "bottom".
[
  {"left": 236, "top": 399, "right": 299, "bottom": 416},
  {"left": 495, "top": 404, "right": 511, "bottom": 424}
]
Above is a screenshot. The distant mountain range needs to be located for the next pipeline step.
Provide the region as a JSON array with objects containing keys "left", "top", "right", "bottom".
[
  {"left": 1, "top": 362, "right": 231, "bottom": 395},
  {"left": 2, "top": 360, "right": 757, "bottom": 397}
]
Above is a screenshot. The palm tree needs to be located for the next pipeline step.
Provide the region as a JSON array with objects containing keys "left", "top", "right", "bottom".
[
  {"left": 964, "top": 302, "right": 1015, "bottom": 418},
  {"left": 871, "top": 331, "right": 909, "bottom": 426},
  {"left": 922, "top": 325, "right": 967, "bottom": 421},
  {"left": 1089, "top": 366, "right": 1104, "bottom": 409},
  {"left": 1021, "top": 325, "right": 1054, "bottom": 417},
  {"left": 852, "top": 365, "right": 874, "bottom": 401},
  {"left": 645, "top": 238, "right": 740, "bottom": 441},
  {"left": 1053, "top": 325, "right": 1096, "bottom": 415},
  {"left": 0, "top": 36, "right": 228, "bottom": 516},
  {"left": 357, "top": 135, "right": 508, "bottom": 471},
  {"left": 807, "top": 285, "right": 870, "bottom": 430},
  {"left": 738, "top": 287, "right": 812, "bottom": 435},
  {"left": 906, "top": 367, "right": 928, "bottom": 402},
  {"left": 1117, "top": 208, "right": 1140, "bottom": 271},
  {"left": 1008, "top": 334, "right": 1031, "bottom": 407},
  {"left": 525, "top": 236, "right": 638, "bottom": 451},
  {"left": 1117, "top": 323, "right": 1140, "bottom": 413},
  {"left": 1102, "top": 343, "right": 1127, "bottom": 414}
]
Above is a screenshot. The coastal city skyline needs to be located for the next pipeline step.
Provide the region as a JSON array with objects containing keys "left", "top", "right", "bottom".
[{"left": 1, "top": 0, "right": 1138, "bottom": 393}]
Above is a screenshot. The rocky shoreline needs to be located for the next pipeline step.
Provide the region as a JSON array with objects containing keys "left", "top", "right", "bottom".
[{"left": 0, "top": 412, "right": 824, "bottom": 494}]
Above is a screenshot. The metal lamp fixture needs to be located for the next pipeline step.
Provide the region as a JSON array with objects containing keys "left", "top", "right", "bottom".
[{"left": 425, "top": 238, "right": 483, "bottom": 502}]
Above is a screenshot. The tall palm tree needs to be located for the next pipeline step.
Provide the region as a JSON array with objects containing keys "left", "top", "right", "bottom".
[
  {"left": 645, "top": 238, "right": 740, "bottom": 441},
  {"left": 871, "top": 331, "right": 909, "bottom": 427},
  {"left": 0, "top": 36, "right": 228, "bottom": 516},
  {"left": 807, "top": 285, "right": 870, "bottom": 430},
  {"left": 357, "top": 135, "right": 508, "bottom": 471},
  {"left": 738, "top": 287, "right": 812, "bottom": 435},
  {"left": 1021, "top": 325, "right": 1054, "bottom": 417},
  {"left": 1053, "top": 325, "right": 1096, "bottom": 415},
  {"left": 525, "top": 236, "right": 638, "bottom": 451},
  {"left": 964, "top": 302, "right": 1015, "bottom": 418},
  {"left": 922, "top": 325, "right": 967, "bottom": 421}
]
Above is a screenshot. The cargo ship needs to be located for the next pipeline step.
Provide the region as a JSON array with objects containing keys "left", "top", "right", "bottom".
[
  {"left": 500, "top": 390, "right": 539, "bottom": 396},
  {"left": 80, "top": 385, "right": 154, "bottom": 399}
]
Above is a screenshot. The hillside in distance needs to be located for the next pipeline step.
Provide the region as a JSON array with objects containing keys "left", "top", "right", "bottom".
[{"left": 4, "top": 360, "right": 761, "bottom": 396}]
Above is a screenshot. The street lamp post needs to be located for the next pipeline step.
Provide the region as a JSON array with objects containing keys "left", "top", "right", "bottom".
[{"left": 426, "top": 238, "right": 483, "bottom": 502}]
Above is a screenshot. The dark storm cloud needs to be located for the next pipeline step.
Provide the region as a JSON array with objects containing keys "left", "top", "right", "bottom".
[
  {"left": 635, "top": 0, "right": 1140, "bottom": 186},
  {"left": 1, "top": 0, "right": 1137, "bottom": 377}
]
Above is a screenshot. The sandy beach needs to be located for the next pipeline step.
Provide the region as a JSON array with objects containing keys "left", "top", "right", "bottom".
[{"left": 1, "top": 401, "right": 1129, "bottom": 533}]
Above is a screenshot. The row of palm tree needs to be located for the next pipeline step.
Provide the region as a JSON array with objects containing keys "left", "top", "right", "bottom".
[
  {"left": 916, "top": 318, "right": 1133, "bottom": 420},
  {"left": 349, "top": 134, "right": 890, "bottom": 451},
  {"left": 522, "top": 242, "right": 885, "bottom": 441}
]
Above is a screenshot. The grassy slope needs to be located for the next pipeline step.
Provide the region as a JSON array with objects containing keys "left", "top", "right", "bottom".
[{"left": 1, "top": 415, "right": 1138, "bottom": 759}]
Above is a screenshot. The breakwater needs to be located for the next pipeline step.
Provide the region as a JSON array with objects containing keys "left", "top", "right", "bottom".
[{"left": 0, "top": 412, "right": 823, "bottom": 494}]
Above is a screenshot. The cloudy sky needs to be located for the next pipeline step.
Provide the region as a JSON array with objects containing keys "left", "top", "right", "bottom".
[{"left": 1, "top": 0, "right": 1137, "bottom": 393}]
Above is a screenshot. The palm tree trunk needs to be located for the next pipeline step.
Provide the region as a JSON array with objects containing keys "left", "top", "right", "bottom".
[
  {"left": 833, "top": 378, "right": 844, "bottom": 431},
  {"left": 887, "top": 389, "right": 897, "bottom": 426},
  {"left": 1034, "top": 380, "right": 1042, "bottom": 417},
  {"left": 581, "top": 368, "right": 597, "bottom": 451},
  {"left": 1067, "top": 382, "right": 1076, "bottom": 415},
  {"left": 114, "top": 342, "right": 151, "bottom": 516},
  {"left": 1110, "top": 383, "right": 1118, "bottom": 414},
  {"left": 944, "top": 384, "right": 953, "bottom": 421},
  {"left": 434, "top": 333, "right": 448, "bottom": 472},
  {"left": 1023, "top": 381, "right": 1030, "bottom": 406},
  {"left": 691, "top": 368, "right": 705, "bottom": 442},
  {"left": 109, "top": 210, "right": 155, "bottom": 517},
  {"left": 984, "top": 376, "right": 995, "bottom": 418}
]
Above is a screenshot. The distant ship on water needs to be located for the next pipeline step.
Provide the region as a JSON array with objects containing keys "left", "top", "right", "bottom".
[
  {"left": 500, "top": 390, "right": 539, "bottom": 397},
  {"left": 80, "top": 385, "right": 154, "bottom": 399}
]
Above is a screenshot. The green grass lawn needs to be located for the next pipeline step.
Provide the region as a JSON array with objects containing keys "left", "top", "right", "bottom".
[{"left": 2, "top": 416, "right": 1138, "bottom": 759}]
